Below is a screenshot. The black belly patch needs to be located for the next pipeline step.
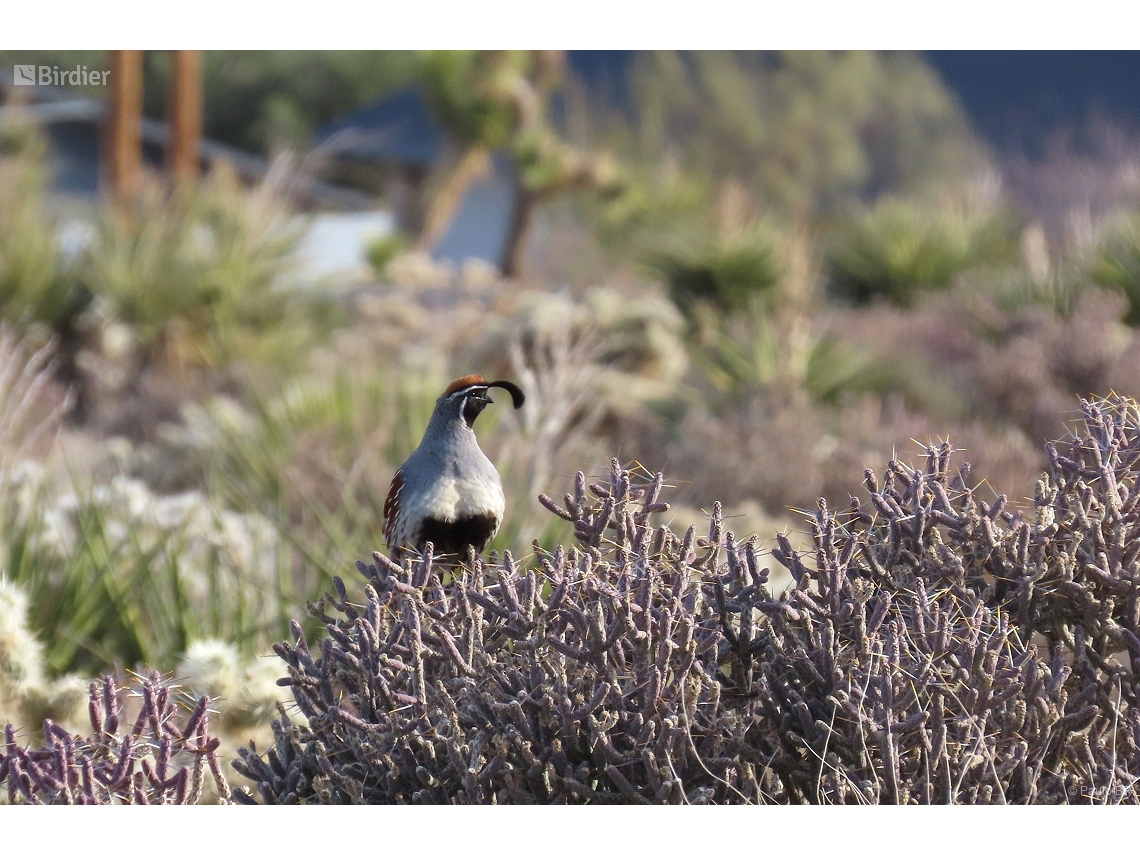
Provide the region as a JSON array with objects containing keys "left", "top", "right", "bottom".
[{"left": 414, "top": 513, "right": 499, "bottom": 559}]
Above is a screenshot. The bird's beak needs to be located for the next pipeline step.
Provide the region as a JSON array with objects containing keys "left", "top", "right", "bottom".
[{"left": 486, "top": 380, "right": 526, "bottom": 409}]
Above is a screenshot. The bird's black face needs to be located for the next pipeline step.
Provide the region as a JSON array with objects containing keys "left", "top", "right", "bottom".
[
  {"left": 461, "top": 388, "right": 493, "bottom": 428},
  {"left": 441, "top": 378, "right": 524, "bottom": 430}
]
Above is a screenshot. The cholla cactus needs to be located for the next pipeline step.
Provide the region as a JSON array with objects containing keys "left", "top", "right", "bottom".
[
  {"left": 177, "top": 639, "right": 289, "bottom": 733},
  {"left": 0, "top": 578, "right": 88, "bottom": 736},
  {"left": 236, "top": 397, "right": 1140, "bottom": 804},
  {"left": 0, "top": 672, "right": 232, "bottom": 804},
  {"left": 6, "top": 465, "right": 282, "bottom": 675},
  {"left": 176, "top": 641, "right": 242, "bottom": 710},
  {"left": 0, "top": 579, "right": 45, "bottom": 722},
  {"left": 176, "top": 639, "right": 291, "bottom": 804}
]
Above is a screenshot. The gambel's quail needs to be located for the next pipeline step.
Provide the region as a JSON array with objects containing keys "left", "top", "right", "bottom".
[{"left": 383, "top": 374, "right": 525, "bottom": 561}]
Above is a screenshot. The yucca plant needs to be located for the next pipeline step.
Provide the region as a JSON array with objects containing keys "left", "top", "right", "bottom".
[
  {"left": 986, "top": 266, "right": 1090, "bottom": 318},
  {"left": 84, "top": 187, "right": 213, "bottom": 367},
  {"left": 686, "top": 300, "right": 902, "bottom": 408},
  {"left": 0, "top": 120, "right": 88, "bottom": 332},
  {"left": 828, "top": 196, "right": 1016, "bottom": 307},
  {"left": 82, "top": 163, "right": 306, "bottom": 374},
  {"left": 644, "top": 226, "right": 780, "bottom": 318},
  {"left": 1091, "top": 217, "right": 1140, "bottom": 326}
]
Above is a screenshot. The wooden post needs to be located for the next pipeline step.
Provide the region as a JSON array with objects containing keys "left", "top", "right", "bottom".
[
  {"left": 167, "top": 50, "right": 202, "bottom": 185},
  {"left": 104, "top": 50, "right": 144, "bottom": 207}
]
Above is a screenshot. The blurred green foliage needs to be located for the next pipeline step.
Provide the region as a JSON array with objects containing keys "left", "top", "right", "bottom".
[
  {"left": 366, "top": 232, "right": 409, "bottom": 278},
  {"left": 590, "top": 162, "right": 711, "bottom": 257},
  {"left": 644, "top": 228, "right": 780, "bottom": 317},
  {"left": 586, "top": 50, "right": 993, "bottom": 314},
  {"left": 86, "top": 166, "right": 306, "bottom": 369},
  {"left": 416, "top": 51, "right": 617, "bottom": 272},
  {"left": 689, "top": 301, "right": 909, "bottom": 408},
  {"left": 827, "top": 197, "right": 1018, "bottom": 306},
  {"left": 421, "top": 51, "right": 529, "bottom": 151},
  {"left": 1092, "top": 218, "right": 1140, "bottom": 326},
  {"left": 0, "top": 123, "right": 88, "bottom": 331},
  {"left": 0, "top": 124, "right": 323, "bottom": 377},
  {"left": 988, "top": 267, "right": 1090, "bottom": 319},
  {"left": 617, "top": 51, "right": 986, "bottom": 221},
  {"left": 3, "top": 479, "right": 280, "bottom": 675}
]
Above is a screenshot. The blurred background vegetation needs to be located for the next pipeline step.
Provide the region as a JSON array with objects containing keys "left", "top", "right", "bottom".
[{"left": 3, "top": 50, "right": 1140, "bottom": 758}]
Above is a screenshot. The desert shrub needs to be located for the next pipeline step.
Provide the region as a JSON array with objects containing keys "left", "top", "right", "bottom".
[
  {"left": 0, "top": 129, "right": 333, "bottom": 426},
  {"left": 809, "top": 285, "right": 1140, "bottom": 455},
  {"left": 2, "top": 510, "right": 285, "bottom": 779},
  {"left": 235, "top": 398, "right": 1140, "bottom": 803},
  {"left": 478, "top": 287, "right": 688, "bottom": 416},
  {"left": 0, "top": 326, "right": 304, "bottom": 683},
  {"left": 173, "top": 639, "right": 291, "bottom": 780},
  {"left": 0, "top": 672, "right": 232, "bottom": 804},
  {"left": 964, "top": 289, "right": 1140, "bottom": 443},
  {"left": 828, "top": 197, "right": 1016, "bottom": 307},
  {"left": 0, "top": 327, "right": 71, "bottom": 476}
]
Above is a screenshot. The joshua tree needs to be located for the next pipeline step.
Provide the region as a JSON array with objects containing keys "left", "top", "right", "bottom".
[{"left": 419, "top": 51, "right": 617, "bottom": 277}]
